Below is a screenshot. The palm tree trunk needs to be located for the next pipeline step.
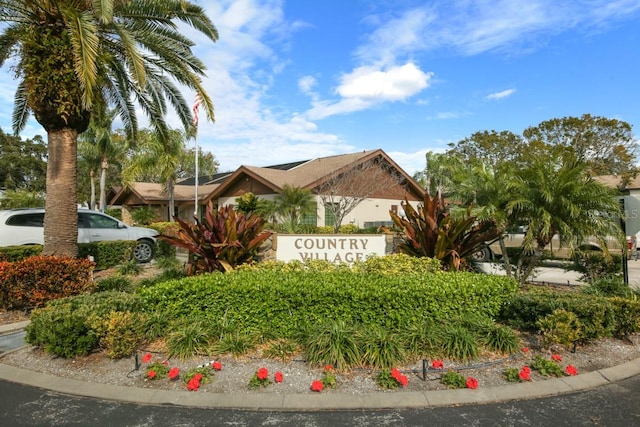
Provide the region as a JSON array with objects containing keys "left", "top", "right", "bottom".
[
  {"left": 499, "top": 237, "right": 513, "bottom": 277},
  {"left": 168, "top": 178, "right": 175, "bottom": 222},
  {"left": 99, "top": 156, "right": 108, "bottom": 212},
  {"left": 89, "top": 168, "right": 96, "bottom": 210},
  {"left": 43, "top": 128, "right": 79, "bottom": 257}
]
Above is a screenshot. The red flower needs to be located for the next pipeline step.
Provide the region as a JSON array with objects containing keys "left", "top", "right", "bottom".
[
  {"left": 311, "top": 380, "right": 324, "bottom": 392},
  {"left": 466, "top": 377, "right": 479, "bottom": 389},
  {"left": 431, "top": 360, "right": 444, "bottom": 369},
  {"left": 257, "top": 368, "right": 269, "bottom": 381},
  {"left": 142, "top": 353, "right": 152, "bottom": 363},
  {"left": 212, "top": 361, "right": 222, "bottom": 371},
  {"left": 522, "top": 347, "right": 529, "bottom": 353},
  {"left": 551, "top": 354, "right": 562, "bottom": 362},
  {"left": 168, "top": 367, "right": 180, "bottom": 380},
  {"left": 390, "top": 368, "right": 401, "bottom": 379},
  {"left": 324, "top": 364, "right": 333, "bottom": 372},
  {"left": 274, "top": 372, "right": 284, "bottom": 383},
  {"left": 519, "top": 366, "right": 531, "bottom": 381},
  {"left": 565, "top": 365, "right": 578, "bottom": 376},
  {"left": 146, "top": 370, "right": 156, "bottom": 380},
  {"left": 187, "top": 377, "right": 200, "bottom": 391},
  {"left": 194, "top": 373, "right": 203, "bottom": 381},
  {"left": 397, "top": 374, "right": 409, "bottom": 387}
]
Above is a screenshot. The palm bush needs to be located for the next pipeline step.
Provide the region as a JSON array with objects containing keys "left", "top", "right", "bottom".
[
  {"left": 390, "top": 192, "right": 502, "bottom": 270},
  {"left": 160, "top": 202, "right": 272, "bottom": 275}
]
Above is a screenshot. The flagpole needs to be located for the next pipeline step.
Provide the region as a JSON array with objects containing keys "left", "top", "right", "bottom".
[
  {"left": 193, "top": 93, "right": 201, "bottom": 219},
  {"left": 194, "top": 132, "right": 199, "bottom": 218}
]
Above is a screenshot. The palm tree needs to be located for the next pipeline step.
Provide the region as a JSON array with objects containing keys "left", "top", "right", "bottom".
[
  {"left": 0, "top": 0, "right": 217, "bottom": 257},
  {"left": 122, "top": 128, "right": 185, "bottom": 221},
  {"left": 274, "top": 184, "right": 316, "bottom": 233},
  {"left": 507, "top": 154, "right": 623, "bottom": 284}
]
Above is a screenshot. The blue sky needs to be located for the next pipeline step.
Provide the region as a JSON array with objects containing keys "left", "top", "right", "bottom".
[{"left": 1, "top": 0, "right": 640, "bottom": 176}]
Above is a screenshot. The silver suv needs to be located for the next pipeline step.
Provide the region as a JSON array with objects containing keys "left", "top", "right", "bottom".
[{"left": 0, "top": 208, "right": 158, "bottom": 263}]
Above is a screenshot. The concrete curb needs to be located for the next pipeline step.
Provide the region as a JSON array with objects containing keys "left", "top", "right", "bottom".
[
  {"left": 2, "top": 320, "right": 640, "bottom": 410},
  {"left": 1, "top": 356, "right": 639, "bottom": 410}
]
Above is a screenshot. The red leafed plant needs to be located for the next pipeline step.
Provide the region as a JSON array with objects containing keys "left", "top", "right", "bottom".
[
  {"left": 389, "top": 191, "right": 502, "bottom": 271},
  {"left": 159, "top": 202, "right": 272, "bottom": 275}
]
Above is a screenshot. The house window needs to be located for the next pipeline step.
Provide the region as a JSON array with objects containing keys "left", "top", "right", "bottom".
[
  {"left": 301, "top": 202, "right": 317, "bottom": 226},
  {"left": 324, "top": 203, "right": 337, "bottom": 227}
]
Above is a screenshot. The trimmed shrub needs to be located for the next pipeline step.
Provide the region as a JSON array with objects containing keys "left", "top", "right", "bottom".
[
  {"left": 536, "top": 309, "right": 583, "bottom": 348},
  {"left": 93, "top": 275, "right": 134, "bottom": 293},
  {"left": 138, "top": 269, "right": 519, "bottom": 339},
  {"left": 0, "top": 256, "right": 94, "bottom": 310},
  {"left": 25, "top": 291, "right": 144, "bottom": 358},
  {"left": 78, "top": 241, "right": 137, "bottom": 270},
  {"left": 499, "top": 288, "right": 617, "bottom": 342},
  {"left": 89, "top": 310, "right": 148, "bottom": 359},
  {"left": 0, "top": 245, "right": 42, "bottom": 262},
  {"left": 608, "top": 297, "right": 640, "bottom": 338}
]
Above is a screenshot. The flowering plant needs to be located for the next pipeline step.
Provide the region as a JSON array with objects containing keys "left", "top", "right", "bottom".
[
  {"left": 376, "top": 368, "right": 409, "bottom": 389},
  {"left": 503, "top": 366, "right": 531, "bottom": 383},
  {"left": 248, "top": 367, "right": 272, "bottom": 388},
  {"left": 321, "top": 364, "right": 336, "bottom": 388},
  {"left": 183, "top": 366, "right": 213, "bottom": 392},
  {"left": 211, "top": 361, "right": 223, "bottom": 371},
  {"left": 466, "top": 377, "right": 479, "bottom": 389},
  {"left": 144, "top": 361, "right": 169, "bottom": 380},
  {"left": 522, "top": 347, "right": 529, "bottom": 354},
  {"left": 551, "top": 354, "right": 563, "bottom": 362},
  {"left": 565, "top": 365, "right": 578, "bottom": 376},
  {"left": 311, "top": 380, "right": 324, "bottom": 392},
  {"left": 168, "top": 367, "right": 180, "bottom": 380},
  {"left": 431, "top": 360, "right": 444, "bottom": 369},
  {"left": 518, "top": 366, "right": 531, "bottom": 381},
  {"left": 274, "top": 371, "right": 284, "bottom": 383}
]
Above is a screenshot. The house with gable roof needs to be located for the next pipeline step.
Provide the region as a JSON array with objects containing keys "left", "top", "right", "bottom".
[{"left": 110, "top": 149, "right": 425, "bottom": 228}]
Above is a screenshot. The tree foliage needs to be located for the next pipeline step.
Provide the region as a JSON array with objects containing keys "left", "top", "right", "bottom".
[{"left": 0, "top": 129, "right": 47, "bottom": 191}]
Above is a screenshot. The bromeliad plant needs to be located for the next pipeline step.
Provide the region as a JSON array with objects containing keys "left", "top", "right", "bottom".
[
  {"left": 160, "top": 202, "right": 272, "bottom": 275},
  {"left": 390, "top": 191, "right": 502, "bottom": 271}
]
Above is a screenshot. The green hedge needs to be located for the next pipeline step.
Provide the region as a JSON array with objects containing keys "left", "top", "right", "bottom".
[
  {"left": 0, "top": 241, "right": 138, "bottom": 268},
  {"left": 138, "top": 270, "right": 519, "bottom": 337},
  {"left": 25, "top": 291, "right": 144, "bottom": 358},
  {"left": 78, "top": 241, "right": 137, "bottom": 270},
  {"left": 498, "top": 288, "right": 622, "bottom": 341},
  {"left": 147, "top": 222, "right": 178, "bottom": 259}
]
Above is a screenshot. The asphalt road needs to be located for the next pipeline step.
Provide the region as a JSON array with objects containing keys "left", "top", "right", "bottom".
[{"left": 2, "top": 374, "right": 640, "bottom": 426}]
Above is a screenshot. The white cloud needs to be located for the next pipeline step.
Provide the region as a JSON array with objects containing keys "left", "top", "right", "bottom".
[
  {"left": 305, "top": 63, "right": 433, "bottom": 120},
  {"left": 486, "top": 89, "right": 516, "bottom": 100}
]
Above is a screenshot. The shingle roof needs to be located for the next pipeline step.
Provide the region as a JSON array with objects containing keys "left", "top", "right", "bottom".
[{"left": 112, "top": 182, "right": 219, "bottom": 203}]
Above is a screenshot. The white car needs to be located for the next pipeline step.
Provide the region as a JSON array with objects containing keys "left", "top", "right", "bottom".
[{"left": 0, "top": 208, "right": 158, "bottom": 263}]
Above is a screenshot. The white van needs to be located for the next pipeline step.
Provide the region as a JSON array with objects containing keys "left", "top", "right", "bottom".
[{"left": 0, "top": 208, "right": 158, "bottom": 263}]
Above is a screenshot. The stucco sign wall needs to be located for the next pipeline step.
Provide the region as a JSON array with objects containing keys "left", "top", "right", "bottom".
[{"left": 275, "top": 235, "right": 387, "bottom": 264}]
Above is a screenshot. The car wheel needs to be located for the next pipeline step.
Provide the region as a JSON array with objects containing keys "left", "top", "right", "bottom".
[
  {"left": 134, "top": 239, "right": 154, "bottom": 263},
  {"left": 471, "top": 247, "right": 492, "bottom": 262}
]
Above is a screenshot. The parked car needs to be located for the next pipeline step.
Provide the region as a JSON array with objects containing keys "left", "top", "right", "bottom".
[
  {"left": 0, "top": 208, "right": 158, "bottom": 263},
  {"left": 471, "top": 226, "right": 626, "bottom": 262}
]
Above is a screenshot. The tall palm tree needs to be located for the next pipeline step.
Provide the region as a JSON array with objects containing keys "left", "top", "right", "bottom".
[
  {"left": 0, "top": 0, "right": 217, "bottom": 257},
  {"left": 122, "top": 128, "right": 185, "bottom": 221},
  {"left": 507, "top": 154, "right": 623, "bottom": 284}
]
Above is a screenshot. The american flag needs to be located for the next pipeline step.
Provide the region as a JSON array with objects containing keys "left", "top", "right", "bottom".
[{"left": 192, "top": 93, "right": 201, "bottom": 126}]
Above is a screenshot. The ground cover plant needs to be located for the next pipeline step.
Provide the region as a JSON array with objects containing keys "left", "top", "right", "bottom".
[{"left": 21, "top": 254, "right": 640, "bottom": 384}]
